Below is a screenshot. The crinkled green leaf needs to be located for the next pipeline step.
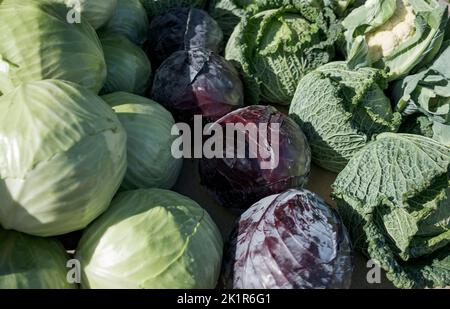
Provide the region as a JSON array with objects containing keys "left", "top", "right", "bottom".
[
  {"left": 225, "top": 3, "right": 341, "bottom": 105},
  {"left": 333, "top": 133, "right": 450, "bottom": 288},
  {"left": 289, "top": 62, "right": 401, "bottom": 172},
  {"left": 76, "top": 189, "right": 223, "bottom": 289}
]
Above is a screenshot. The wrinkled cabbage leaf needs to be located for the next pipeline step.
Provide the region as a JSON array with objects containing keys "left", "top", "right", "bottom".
[
  {"left": 225, "top": 2, "right": 342, "bottom": 105},
  {"left": 289, "top": 62, "right": 401, "bottom": 173},
  {"left": 333, "top": 133, "right": 450, "bottom": 288}
]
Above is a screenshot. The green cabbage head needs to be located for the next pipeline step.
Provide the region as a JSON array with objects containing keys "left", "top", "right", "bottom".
[
  {"left": 225, "top": 2, "right": 341, "bottom": 105},
  {"left": 332, "top": 133, "right": 450, "bottom": 288},
  {"left": 0, "top": 0, "right": 106, "bottom": 94},
  {"left": 76, "top": 189, "right": 223, "bottom": 289},
  {"left": 0, "top": 228, "right": 76, "bottom": 289},
  {"left": 102, "top": 92, "right": 183, "bottom": 190},
  {"left": 140, "top": 0, "right": 206, "bottom": 18},
  {"left": 100, "top": 34, "right": 152, "bottom": 96},
  {"left": 99, "top": 0, "right": 149, "bottom": 46},
  {"left": 0, "top": 80, "right": 127, "bottom": 237},
  {"left": 343, "top": 0, "right": 449, "bottom": 81},
  {"left": 48, "top": 0, "right": 118, "bottom": 29},
  {"left": 289, "top": 61, "right": 401, "bottom": 173}
]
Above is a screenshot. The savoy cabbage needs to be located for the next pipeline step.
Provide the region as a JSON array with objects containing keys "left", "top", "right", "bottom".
[
  {"left": 225, "top": 1, "right": 341, "bottom": 105},
  {"left": 332, "top": 133, "right": 450, "bottom": 288},
  {"left": 289, "top": 61, "right": 401, "bottom": 173}
]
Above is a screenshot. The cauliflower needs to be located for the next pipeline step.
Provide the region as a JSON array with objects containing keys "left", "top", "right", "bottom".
[{"left": 366, "top": 0, "right": 416, "bottom": 62}]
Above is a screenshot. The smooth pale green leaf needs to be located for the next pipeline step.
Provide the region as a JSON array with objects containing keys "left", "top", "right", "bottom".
[
  {"left": 100, "top": 34, "right": 151, "bottom": 96},
  {"left": 289, "top": 62, "right": 400, "bottom": 172},
  {"left": 75, "top": 0, "right": 118, "bottom": 29},
  {"left": 102, "top": 92, "right": 182, "bottom": 190},
  {"left": 333, "top": 133, "right": 450, "bottom": 288},
  {"left": 0, "top": 0, "right": 106, "bottom": 94},
  {"left": 44, "top": 0, "right": 118, "bottom": 29},
  {"left": 0, "top": 228, "right": 76, "bottom": 289},
  {"left": 393, "top": 40, "right": 450, "bottom": 145},
  {"left": 0, "top": 80, "right": 127, "bottom": 237},
  {"left": 99, "top": 0, "right": 149, "bottom": 46},
  {"left": 342, "top": 0, "right": 397, "bottom": 32},
  {"left": 76, "top": 189, "right": 223, "bottom": 289}
]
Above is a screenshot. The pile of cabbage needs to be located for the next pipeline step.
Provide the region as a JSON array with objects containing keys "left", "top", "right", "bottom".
[{"left": 0, "top": 0, "right": 449, "bottom": 290}]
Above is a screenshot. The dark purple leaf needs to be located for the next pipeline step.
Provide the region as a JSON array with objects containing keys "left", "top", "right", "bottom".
[
  {"left": 148, "top": 8, "right": 223, "bottom": 66},
  {"left": 150, "top": 48, "right": 244, "bottom": 122},
  {"left": 199, "top": 105, "right": 311, "bottom": 209},
  {"left": 222, "top": 189, "right": 353, "bottom": 289}
]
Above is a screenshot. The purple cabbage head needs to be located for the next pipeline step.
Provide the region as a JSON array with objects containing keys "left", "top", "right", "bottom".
[
  {"left": 222, "top": 189, "right": 353, "bottom": 289},
  {"left": 150, "top": 48, "right": 244, "bottom": 122},
  {"left": 199, "top": 105, "right": 311, "bottom": 209},
  {"left": 148, "top": 8, "right": 223, "bottom": 66}
]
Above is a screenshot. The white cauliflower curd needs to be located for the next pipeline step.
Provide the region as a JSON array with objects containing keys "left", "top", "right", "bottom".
[{"left": 365, "top": 0, "right": 417, "bottom": 61}]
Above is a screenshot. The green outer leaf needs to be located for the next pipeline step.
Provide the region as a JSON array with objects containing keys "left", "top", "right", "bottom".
[
  {"left": 393, "top": 40, "right": 450, "bottom": 146},
  {"left": 102, "top": 92, "right": 183, "bottom": 190},
  {"left": 225, "top": 3, "right": 341, "bottom": 105},
  {"left": 0, "top": 228, "right": 76, "bottom": 289},
  {"left": 332, "top": 133, "right": 450, "bottom": 288},
  {"left": 208, "top": 0, "right": 253, "bottom": 39},
  {"left": 0, "top": 0, "right": 106, "bottom": 94},
  {"left": 100, "top": 34, "right": 151, "bottom": 96},
  {"left": 324, "top": 0, "right": 363, "bottom": 17},
  {"left": 344, "top": 0, "right": 449, "bottom": 81},
  {"left": 76, "top": 189, "right": 223, "bottom": 289},
  {"left": 140, "top": 0, "right": 206, "bottom": 18},
  {"left": 99, "top": 0, "right": 149, "bottom": 46},
  {"left": 39, "top": 0, "right": 118, "bottom": 30},
  {"left": 289, "top": 61, "right": 400, "bottom": 173},
  {"left": 0, "top": 80, "right": 127, "bottom": 237},
  {"left": 76, "top": 0, "right": 118, "bottom": 30}
]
